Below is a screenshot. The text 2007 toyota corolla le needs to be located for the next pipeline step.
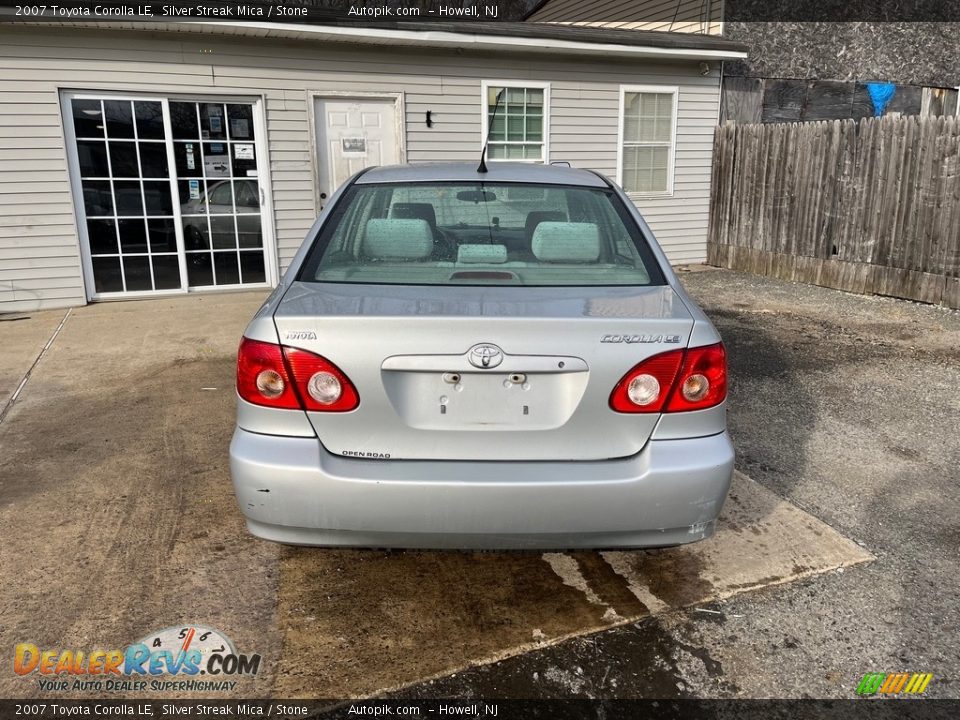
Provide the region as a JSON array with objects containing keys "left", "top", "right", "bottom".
[{"left": 230, "top": 162, "right": 733, "bottom": 549}]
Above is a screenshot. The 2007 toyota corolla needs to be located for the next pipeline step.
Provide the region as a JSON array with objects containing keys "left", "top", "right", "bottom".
[{"left": 229, "top": 162, "right": 733, "bottom": 549}]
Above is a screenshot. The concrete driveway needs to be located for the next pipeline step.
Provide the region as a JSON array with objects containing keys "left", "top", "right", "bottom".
[{"left": 1, "top": 268, "right": 956, "bottom": 700}]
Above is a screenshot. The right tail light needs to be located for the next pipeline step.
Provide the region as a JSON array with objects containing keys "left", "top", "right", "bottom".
[{"left": 610, "top": 343, "right": 726, "bottom": 413}]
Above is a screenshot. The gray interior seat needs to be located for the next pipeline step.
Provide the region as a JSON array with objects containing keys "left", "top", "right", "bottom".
[
  {"left": 363, "top": 218, "right": 434, "bottom": 261},
  {"left": 514, "top": 210, "right": 567, "bottom": 256},
  {"left": 531, "top": 222, "right": 601, "bottom": 263}
]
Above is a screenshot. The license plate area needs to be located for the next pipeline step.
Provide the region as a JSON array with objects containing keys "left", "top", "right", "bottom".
[{"left": 381, "top": 353, "right": 588, "bottom": 431}]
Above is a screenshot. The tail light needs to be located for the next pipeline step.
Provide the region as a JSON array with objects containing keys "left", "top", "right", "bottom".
[
  {"left": 665, "top": 343, "right": 727, "bottom": 412},
  {"left": 237, "top": 337, "right": 359, "bottom": 412},
  {"left": 609, "top": 349, "right": 684, "bottom": 413},
  {"left": 610, "top": 343, "right": 726, "bottom": 413},
  {"left": 283, "top": 346, "right": 359, "bottom": 412},
  {"left": 237, "top": 338, "right": 300, "bottom": 410}
]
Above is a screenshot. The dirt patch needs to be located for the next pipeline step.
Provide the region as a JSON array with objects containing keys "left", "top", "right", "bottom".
[
  {"left": 0, "top": 294, "right": 279, "bottom": 700},
  {"left": 274, "top": 474, "right": 872, "bottom": 698},
  {"left": 619, "top": 551, "right": 712, "bottom": 609},
  {"left": 569, "top": 552, "right": 650, "bottom": 618},
  {"left": 274, "top": 549, "right": 611, "bottom": 698}
]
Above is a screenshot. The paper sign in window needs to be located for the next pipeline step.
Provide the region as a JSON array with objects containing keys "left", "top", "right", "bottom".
[
  {"left": 342, "top": 138, "right": 366, "bottom": 154},
  {"left": 204, "top": 155, "right": 230, "bottom": 177},
  {"left": 235, "top": 144, "right": 255, "bottom": 160}
]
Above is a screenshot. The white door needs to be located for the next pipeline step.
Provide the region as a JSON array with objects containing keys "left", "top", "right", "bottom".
[{"left": 315, "top": 98, "right": 400, "bottom": 210}]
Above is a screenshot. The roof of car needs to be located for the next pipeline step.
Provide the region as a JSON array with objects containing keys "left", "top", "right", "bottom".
[{"left": 355, "top": 162, "right": 610, "bottom": 187}]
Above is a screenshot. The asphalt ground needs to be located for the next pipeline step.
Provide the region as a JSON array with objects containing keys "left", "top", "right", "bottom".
[{"left": 0, "top": 267, "right": 956, "bottom": 701}]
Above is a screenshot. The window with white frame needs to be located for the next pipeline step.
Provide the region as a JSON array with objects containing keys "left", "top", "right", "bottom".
[
  {"left": 619, "top": 87, "right": 677, "bottom": 194},
  {"left": 483, "top": 82, "right": 548, "bottom": 161}
]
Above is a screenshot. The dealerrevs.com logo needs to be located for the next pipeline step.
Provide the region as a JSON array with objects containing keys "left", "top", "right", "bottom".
[{"left": 14, "top": 625, "right": 261, "bottom": 693}]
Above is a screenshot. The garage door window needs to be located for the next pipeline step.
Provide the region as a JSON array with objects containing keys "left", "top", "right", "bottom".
[
  {"left": 619, "top": 86, "right": 677, "bottom": 195},
  {"left": 71, "top": 99, "right": 180, "bottom": 294},
  {"left": 64, "top": 93, "right": 272, "bottom": 299},
  {"left": 171, "top": 101, "right": 266, "bottom": 288}
]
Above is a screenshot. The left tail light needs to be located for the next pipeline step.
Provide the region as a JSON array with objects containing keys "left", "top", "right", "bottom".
[
  {"left": 237, "top": 338, "right": 300, "bottom": 410},
  {"left": 283, "top": 345, "right": 360, "bottom": 412},
  {"left": 237, "top": 337, "right": 359, "bottom": 412}
]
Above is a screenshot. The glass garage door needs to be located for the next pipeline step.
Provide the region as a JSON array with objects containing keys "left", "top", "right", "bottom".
[
  {"left": 169, "top": 101, "right": 267, "bottom": 288},
  {"left": 65, "top": 94, "right": 272, "bottom": 299}
]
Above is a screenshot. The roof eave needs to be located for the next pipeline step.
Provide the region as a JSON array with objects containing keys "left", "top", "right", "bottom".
[{"left": 196, "top": 21, "right": 749, "bottom": 61}]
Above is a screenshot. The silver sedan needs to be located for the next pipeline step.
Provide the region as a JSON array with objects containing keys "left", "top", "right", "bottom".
[{"left": 230, "top": 162, "right": 733, "bottom": 549}]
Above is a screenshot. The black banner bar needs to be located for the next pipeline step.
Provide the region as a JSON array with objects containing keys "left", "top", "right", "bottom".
[
  {"left": 2, "top": 1, "right": 535, "bottom": 23},
  {"left": 0, "top": 699, "right": 957, "bottom": 720},
  {"left": 3, "top": 0, "right": 960, "bottom": 23}
]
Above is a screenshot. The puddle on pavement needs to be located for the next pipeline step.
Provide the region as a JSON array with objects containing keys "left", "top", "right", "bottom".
[
  {"left": 274, "top": 472, "right": 873, "bottom": 698},
  {"left": 393, "top": 614, "right": 734, "bottom": 700}
]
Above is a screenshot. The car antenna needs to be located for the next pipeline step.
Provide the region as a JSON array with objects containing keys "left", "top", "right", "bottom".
[{"left": 478, "top": 89, "right": 505, "bottom": 174}]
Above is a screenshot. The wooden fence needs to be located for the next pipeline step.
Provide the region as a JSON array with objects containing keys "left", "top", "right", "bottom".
[{"left": 707, "top": 115, "right": 960, "bottom": 309}]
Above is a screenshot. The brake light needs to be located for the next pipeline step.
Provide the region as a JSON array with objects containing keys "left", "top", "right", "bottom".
[
  {"left": 609, "top": 349, "right": 683, "bottom": 413},
  {"left": 237, "top": 338, "right": 300, "bottom": 409},
  {"left": 609, "top": 343, "right": 726, "bottom": 413},
  {"left": 665, "top": 343, "right": 727, "bottom": 412},
  {"left": 283, "top": 346, "right": 359, "bottom": 412},
  {"left": 237, "top": 337, "right": 359, "bottom": 412}
]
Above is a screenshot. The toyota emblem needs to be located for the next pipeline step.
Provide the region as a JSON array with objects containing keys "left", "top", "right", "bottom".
[{"left": 468, "top": 343, "right": 504, "bottom": 369}]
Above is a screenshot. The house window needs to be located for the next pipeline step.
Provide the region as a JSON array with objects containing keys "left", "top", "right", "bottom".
[
  {"left": 619, "top": 87, "right": 677, "bottom": 195},
  {"left": 483, "top": 82, "right": 549, "bottom": 161}
]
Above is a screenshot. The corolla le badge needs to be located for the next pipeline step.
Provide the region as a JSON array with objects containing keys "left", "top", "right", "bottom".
[
  {"left": 601, "top": 334, "right": 682, "bottom": 344},
  {"left": 468, "top": 343, "right": 504, "bottom": 369}
]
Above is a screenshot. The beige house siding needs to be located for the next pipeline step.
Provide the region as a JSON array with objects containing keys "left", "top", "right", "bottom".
[
  {"left": 0, "top": 26, "right": 721, "bottom": 311},
  {"left": 529, "top": 0, "right": 724, "bottom": 35}
]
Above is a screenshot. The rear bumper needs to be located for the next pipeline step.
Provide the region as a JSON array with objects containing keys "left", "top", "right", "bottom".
[{"left": 229, "top": 428, "right": 734, "bottom": 549}]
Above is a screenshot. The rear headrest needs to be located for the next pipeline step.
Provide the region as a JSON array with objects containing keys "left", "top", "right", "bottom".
[
  {"left": 390, "top": 202, "right": 437, "bottom": 229},
  {"left": 525, "top": 210, "right": 567, "bottom": 239},
  {"left": 457, "top": 244, "right": 507, "bottom": 264},
  {"left": 363, "top": 219, "right": 433, "bottom": 260},
  {"left": 531, "top": 222, "right": 600, "bottom": 263}
]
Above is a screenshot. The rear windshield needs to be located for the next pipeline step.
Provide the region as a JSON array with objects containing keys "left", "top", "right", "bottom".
[{"left": 298, "top": 182, "right": 665, "bottom": 287}]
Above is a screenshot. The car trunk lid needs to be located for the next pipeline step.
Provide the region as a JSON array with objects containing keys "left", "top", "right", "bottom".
[{"left": 273, "top": 281, "right": 694, "bottom": 461}]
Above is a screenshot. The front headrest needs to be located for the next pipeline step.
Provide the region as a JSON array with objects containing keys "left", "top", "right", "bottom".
[
  {"left": 531, "top": 222, "right": 600, "bottom": 263},
  {"left": 390, "top": 202, "right": 437, "bottom": 228},
  {"left": 363, "top": 219, "right": 433, "bottom": 260},
  {"left": 457, "top": 244, "right": 508, "bottom": 264}
]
